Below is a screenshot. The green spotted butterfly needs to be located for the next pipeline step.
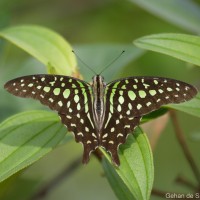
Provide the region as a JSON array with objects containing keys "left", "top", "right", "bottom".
[{"left": 4, "top": 74, "right": 197, "bottom": 165}]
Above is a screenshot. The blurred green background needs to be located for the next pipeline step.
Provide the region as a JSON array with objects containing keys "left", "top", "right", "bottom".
[{"left": 0, "top": 0, "right": 200, "bottom": 199}]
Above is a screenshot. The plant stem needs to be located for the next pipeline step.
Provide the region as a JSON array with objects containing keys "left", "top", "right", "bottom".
[
  {"left": 152, "top": 188, "right": 168, "bottom": 198},
  {"left": 170, "top": 110, "right": 200, "bottom": 186},
  {"left": 175, "top": 175, "right": 197, "bottom": 191}
]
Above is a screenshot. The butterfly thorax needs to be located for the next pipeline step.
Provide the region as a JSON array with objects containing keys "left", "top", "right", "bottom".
[{"left": 91, "top": 75, "right": 106, "bottom": 133}]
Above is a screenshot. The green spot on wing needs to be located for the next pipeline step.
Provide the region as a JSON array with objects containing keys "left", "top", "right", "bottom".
[
  {"left": 28, "top": 83, "right": 34, "bottom": 87},
  {"left": 113, "top": 81, "right": 120, "bottom": 88},
  {"left": 118, "top": 96, "right": 124, "bottom": 104},
  {"left": 119, "top": 90, "right": 123, "bottom": 95},
  {"left": 128, "top": 91, "right": 136, "bottom": 100},
  {"left": 110, "top": 90, "right": 115, "bottom": 104},
  {"left": 117, "top": 104, "right": 122, "bottom": 112},
  {"left": 85, "top": 103, "right": 89, "bottom": 112},
  {"left": 53, "top": 88, "right": 60, "bottom": 95},
  {"left": 58, "top": 101, "right": 63, "bottom": 107},
  {"left": 74, "top": 95, "right": 79, "bottom": 103},
  {"left": 77, "top": 81, "right": 84, "bottom": 87},
  {"left": 167, "top": 87, "right": 173, "bottom": 92},
  {"left": 43, "top": 86, "right": 50, "bottom": 92},
  {"left": 154, "top": 80, "right": 158, "bottom": 85},
  {"left": 139, "top": 90, "right": 146, "bottom": 98},
  {"left": 63, "top": 89, "right": 70, "bottom": 98},
  {"left": 146, "top": 102, "right": 151, "bottom": 106},
  {"left": 133, "top": 85, "right": 137, "bottom": 89},
  {"left": 149, "top": 90, "right": 157, "bottom": 96},
  {"left": 77, "top": 103, "right": 81, "bottom": 110}
]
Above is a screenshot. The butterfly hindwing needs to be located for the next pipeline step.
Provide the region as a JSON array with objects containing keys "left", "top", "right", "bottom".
[
  {"left": 4, "top": 74, "right": 98, "bottom": 163},
  {"left": 58, "top": 92, "right": 98, "bottom": 164},
  {"left": 100, "top": 93, "right": 141, "bottom": 165}
]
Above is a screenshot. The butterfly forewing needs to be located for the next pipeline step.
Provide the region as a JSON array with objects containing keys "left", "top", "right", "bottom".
[
  {"left": 4, "top": 74, "right": 98, "bottom": 163},
  {"left": 107, "top": 77, "right": 197, "bottom": 117},
  {"left": 4, "top": 75, "right": 88, "bottom": 113}
]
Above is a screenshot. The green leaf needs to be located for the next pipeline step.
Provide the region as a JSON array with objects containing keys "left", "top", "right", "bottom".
[
  {"left": 167, "top": 93, "right": 200, "bottom": 118},
  {"left": 0, "top": 175, "right": 39, "bottom": 200},
  {"left": 142, "top": 108, "right": 168, "bottom": 123},
  {"left": 102, "top": 128, "right": 154, "bottom": 200},
  {"left": 0, "top": 25, "right": 77, "bottom": 75},
  {"left": 0, "top": 110, "right": 69, "bottom": 182},
  {"left": 130, "top": 0, "right": 200, "bottom": 33},
  {"left": 134, "top": 33, "right": 200, "bottom": 67}
]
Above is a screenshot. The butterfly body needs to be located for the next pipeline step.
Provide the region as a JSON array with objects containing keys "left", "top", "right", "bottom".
[
  {"left": 91, "top": 75, "right": 106, "bottom": 133},
  {"left": 4, "top": 74, "right": 197, "bottom": 166}
]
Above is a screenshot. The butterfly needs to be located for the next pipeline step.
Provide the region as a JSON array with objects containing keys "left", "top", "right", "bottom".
[{"left": 4, "top": 74, "right": 197, "bottom": 165}]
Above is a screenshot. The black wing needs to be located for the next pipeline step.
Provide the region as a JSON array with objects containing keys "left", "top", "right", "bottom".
[
  {"left": 4, "top": 74, "right": 98, "bottom": 163},
  {"left": 101, "top": 76, "right": 197, "bottom": 165}
]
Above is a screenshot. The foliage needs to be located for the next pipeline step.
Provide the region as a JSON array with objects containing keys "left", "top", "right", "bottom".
[{"left": 0, "top": 1, "right": 200, "bottom": 200}]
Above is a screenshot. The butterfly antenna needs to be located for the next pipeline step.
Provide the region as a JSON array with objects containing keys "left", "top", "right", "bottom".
[
  {"left": 99, "top": 50, "right": 125, "bottom": 75},
  {"left": 72, "top": 50, "right": 97, "bottom": 75}
]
